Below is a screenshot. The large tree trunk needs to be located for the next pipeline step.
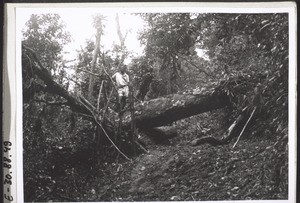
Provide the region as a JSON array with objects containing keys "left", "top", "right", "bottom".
[{"left": 123, "top": 93, "right": 229, "bottom": 129}]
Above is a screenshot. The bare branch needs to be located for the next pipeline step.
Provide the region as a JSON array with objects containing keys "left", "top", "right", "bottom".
[
  {"left": 97, "top": 80, "right": 105, "bottom": 111},
  {"left": 233, "top": 107, "right": 256, "bottom": 148}
]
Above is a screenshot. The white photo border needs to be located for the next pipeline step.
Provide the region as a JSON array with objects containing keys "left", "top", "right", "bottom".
[{"left": 3, "top": 2, "right": 297, "bottom": 203}]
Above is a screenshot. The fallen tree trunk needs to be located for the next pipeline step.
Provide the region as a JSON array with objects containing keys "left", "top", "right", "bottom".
[{"left": 123, "top": 93, "right": 229, "bottom": 129}]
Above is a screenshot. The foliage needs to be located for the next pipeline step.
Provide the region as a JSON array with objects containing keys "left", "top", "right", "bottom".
[
  {"left": 198, "top": 13, "right": 288, "bottom": 80},
  {"left": 139, "top": 13, "right": 196, "bottom": 57},
  {"left": 22, "top": 14, "right": 94, "bottom": 201},
  {"left": 22, "top": 14, "right": 71, "bottom": 73},
  {"left": 23, "top": 103, "right": 96, "bottom": 201},
  {"left": 135, "top": 13, "right": 288, "bottom": 98},
  {"left": 137, "top": 13, "right": 199, "bottom": 94}
]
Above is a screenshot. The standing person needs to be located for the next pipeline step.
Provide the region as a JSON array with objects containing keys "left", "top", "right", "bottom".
[{"left": 112, "top": 65, "right": 129, "bottom": 111}]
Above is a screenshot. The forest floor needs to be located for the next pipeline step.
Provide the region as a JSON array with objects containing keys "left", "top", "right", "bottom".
[
  {"left": 52, "top": 109, "right": 288, "bottom": 202},
  {"left": 86, "top": 139, "right": 287, "bottom": 201}
]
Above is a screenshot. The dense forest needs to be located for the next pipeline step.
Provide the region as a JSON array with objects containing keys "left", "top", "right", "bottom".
[{"left": 22, "top": 12, "right": 289, "bottom": 201}]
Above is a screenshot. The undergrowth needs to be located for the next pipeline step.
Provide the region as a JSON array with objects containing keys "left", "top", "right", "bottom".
[{"left": 23, "top": 66, "right": 289, "bottom": 201}]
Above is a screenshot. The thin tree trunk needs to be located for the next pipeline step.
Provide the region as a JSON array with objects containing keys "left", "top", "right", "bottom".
[
  {"left": 88, "top": 27, "right": 102, "bottom": 101},
  {"left": 115, "top": 13, "right": 128, "bottom": 64}
]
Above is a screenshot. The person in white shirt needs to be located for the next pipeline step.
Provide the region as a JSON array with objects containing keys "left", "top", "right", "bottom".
[{"left": 112, "top": 65, "right": 129, "bottom": 111}]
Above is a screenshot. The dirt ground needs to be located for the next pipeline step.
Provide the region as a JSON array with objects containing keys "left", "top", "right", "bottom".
[
  {"left": 75, "top": 134, "right": 287, "bottom": 201},
  {"left": 48, "top": 107, "right": 288, "bottom": 202}
]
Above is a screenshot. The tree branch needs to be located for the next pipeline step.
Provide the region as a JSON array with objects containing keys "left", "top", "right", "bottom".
[{"left": 232, "top": 107, "right": 256, "bottom": 148}]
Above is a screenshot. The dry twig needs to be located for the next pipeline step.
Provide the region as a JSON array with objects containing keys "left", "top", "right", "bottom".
[{"left": 233, "top": 107, "right": 257, "bottom": 148}]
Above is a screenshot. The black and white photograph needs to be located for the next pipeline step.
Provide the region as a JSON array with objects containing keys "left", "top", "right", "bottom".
[{"left": 3, "top": 2, "right": 297, "bottom": 203}]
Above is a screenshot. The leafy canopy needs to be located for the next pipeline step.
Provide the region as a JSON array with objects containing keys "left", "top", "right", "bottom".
[{"left": 22, "top": 14, "right": 71, "bottom": 72}]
